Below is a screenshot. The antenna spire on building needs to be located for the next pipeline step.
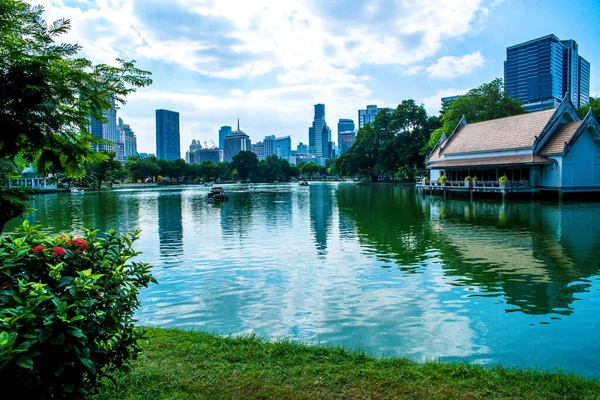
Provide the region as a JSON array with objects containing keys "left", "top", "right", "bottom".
[{"left": 237, "top": 118, "right": 240, "bottom": 131}]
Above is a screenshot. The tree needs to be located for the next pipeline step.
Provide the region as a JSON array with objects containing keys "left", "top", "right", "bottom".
[
  {"left": 0, "top": 2, "right": 152, "bottom": 231},
  {"left": 577, "top": 97, "right": 600, "bottom": 120},
  {"left": 231, "top": 151, "right": 258, "bottom": 181},
  {"left": 425, "top": 78, "right": 525, "bottom": 151},
  {"left": 125, "top": 157, "right": 160, "bottom": 182},
  {"left": 89, "top": 152, "right": 122, "bottom": 188},
  {"left": 300, "top": 161, "right": 319, "bottom": 178}
]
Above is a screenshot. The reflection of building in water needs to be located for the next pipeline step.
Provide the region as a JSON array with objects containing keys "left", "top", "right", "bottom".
[
  {"left": 427, "top": 198, "right": 600, "bottom": 315},
  {"left": 157, "top": 193, "right": 184, "bottom": 264},
  {"left": 309, "top": 184, "right": 333, "bottom": 254},
  {"left": 219, "top": 193, "right": 254, "bottom": 241}
]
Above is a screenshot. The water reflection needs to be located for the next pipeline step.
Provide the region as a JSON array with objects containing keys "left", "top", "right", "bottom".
[
  {"left": 309, "top": 184, "right": 334, "bottom": 255},
  {"left": 6, "top": 184, "right": 600, "bottom": 376},
  {"left": 157, "top": 192, "right": 183, "bottom": 265}
]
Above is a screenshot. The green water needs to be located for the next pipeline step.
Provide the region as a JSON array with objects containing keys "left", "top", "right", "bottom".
[{"left": 7, "top": 183, "right": 600, "bottom": 376}]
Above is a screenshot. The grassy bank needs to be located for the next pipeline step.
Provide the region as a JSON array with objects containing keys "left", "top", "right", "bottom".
[{"left": 98, "top": 328, "right": 599, "bottom": 399}]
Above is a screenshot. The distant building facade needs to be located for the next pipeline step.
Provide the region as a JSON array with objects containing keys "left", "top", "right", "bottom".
[
  {"left": 90, "top": 97, "right": 119, "bottom": 155},
  {"left": 358, "top": 105, "right": 392, "bottom": 129},
  {"left": 275, "top": 136, "right": 292, "bottom": 159},
  {"left": 251, "top": 141, "right": 265, "bottom": 160},
  {"left": 156, "top": 109, "right": 181, "bottom": 160},
  {"left": 504, "top": 34, "right": 591, "bottom": 112},
  {"left": 264, "top": 135, "right": 276, "bottom": 159},
  {"left": 218, "top": 126, "right": 232, "bottom": 149},
  {"left": 185, "top": 139, "right": 203, "bottom": 163},
  {"left": 120, "top": 119, "right": 138, "bottom": 161},
  {"left": 138, "top": 153, "right": 155, "bottom": 159},
  {"left": 189, "top": 148, "right": 223, "bottom": 164},
  {"left": 309, "top": 104, "right": 331, "bottom": 158},
  {"left": 337, "top": 119, "right": 355, "bottom": 150},
  {"left": 223, "top": 121, "right": 251, "bottom": 162},
  {"left": 339, "top": 131, "right": 356, "bottom": 154}
]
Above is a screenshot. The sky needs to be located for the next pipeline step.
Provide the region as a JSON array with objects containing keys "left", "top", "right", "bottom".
[{"left": 35, "top": 0, "right": 600, "bottom": 154}]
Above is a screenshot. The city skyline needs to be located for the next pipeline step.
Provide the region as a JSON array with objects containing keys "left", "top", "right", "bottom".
[{"left": 36, "top": 1, "right": 600, "bottom": 153}]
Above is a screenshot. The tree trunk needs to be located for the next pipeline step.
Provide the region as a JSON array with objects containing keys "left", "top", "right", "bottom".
[{"left": 370, "top": 174, "right": 379, "bottom": 182}]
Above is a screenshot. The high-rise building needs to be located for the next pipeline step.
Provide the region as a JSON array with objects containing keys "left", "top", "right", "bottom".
[
  {"left": 337, "top": 119, "right": 355, "bottom": 149},
  {"left": 264, "top": 135, "right": 276, "bottom": 159},
  {"left": 504, "top": 34, "right": 591, "bottom": 112},
  {"left": 90, "top": 97, "right": 119, "bottom": 155},
  {"left": 358, "top": 105, "right": 392, "bottom": 129},
  {"left": 275, "top": 136, "right": 292, "bottom": 159},
  {"left": 185, "top": 139, "right": 203, "bottom": 163},
  {"left": 251, "top": 141, "right": 265, "bottom": 160},
  {"left": 339, "top": 131, "right": 356, "bottom": 155},
  {"left": 119, "top": 118, "right": 138, "bottom": 161},
  {"left": 156, "top": 109, "right": 180, "bottom": 160},
  {"left": 297, "top": 142, "right": 309, "bottom": 154},
  {"left": 189, "top": 148, "right": 222, "bottom": 164},
  {"left": 309, "top": 104, "right": 331, "bottom": 158},
  {"left": 218, "top": 126, "right": 232, "bottom": 149},
  {"left": 223, "top": 120, "right": 251, "bottom": 162}
]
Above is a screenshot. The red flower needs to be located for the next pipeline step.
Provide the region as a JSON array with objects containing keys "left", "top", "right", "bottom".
[
  {"left": 53, "top": 246, "right": 66, "bottom": 257},
  {"left": 72, "top": 238, "right": 87, "bottom": 251},
  {"left": 32, "top": 245, "right": 46, "bottom": 254}
]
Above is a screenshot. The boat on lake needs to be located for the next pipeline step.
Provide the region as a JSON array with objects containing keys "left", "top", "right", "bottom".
[
  {"left": 299, "top": 180, "right": 309, "bottom": 186},
  {"left": 207, "top": 187, "right": 229, "bottom": 201},
  {"left": 70, "top": 187, "right": 85, "bottom": 194}
]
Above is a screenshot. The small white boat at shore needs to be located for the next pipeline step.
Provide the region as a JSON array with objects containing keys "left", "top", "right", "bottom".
[{"left": 71, "top": 187, "right": 85, "bottom": 194}]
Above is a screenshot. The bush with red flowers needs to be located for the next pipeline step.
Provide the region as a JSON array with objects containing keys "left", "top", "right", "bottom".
[{"left": 0, "top": 221, "right": 157, "bottom": 399}]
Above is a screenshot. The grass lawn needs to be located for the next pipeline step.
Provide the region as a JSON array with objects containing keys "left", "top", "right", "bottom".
[{"left": 97, "top": 327, "right": 599, "bottom": 399}]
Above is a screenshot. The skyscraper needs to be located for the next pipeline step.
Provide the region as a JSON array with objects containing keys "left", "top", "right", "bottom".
[
  {"left": 218, "top": 126, "right": 232, "bottom": 149},
  {"left": 309, "top": 104, "right": 331, "bottom": 158},
  {"left": 223, "top": 120, "right": 251, "bottom": 162},
  {"left": 264, "top": 135, "right": 276, "bottom": 159},
  {"left": 339, "top": 131, "right": 356, "bottom": 155},
  {"left": 156, "top": 109, "right": 180, "bottom": 160},
  {"left": 185, "top": 139, "right": 203, "bottom": 163},
  {"left": 337, "top": 118, "right": 355, "bottom": 151},
  {"left": 504, "top": 34, "right": 591, "bottom": 112},
  {"left": 90, "top": 97, "right": 119, "bottom": 154},
  {"left": 358, "top": 105, "right": 392, "bottom": 129},
  {"left": 121, "top": 121, "right": 138, "bottom": 160},
  {"left": 275, "top": 136, "right": 292, "bottom": 159}
]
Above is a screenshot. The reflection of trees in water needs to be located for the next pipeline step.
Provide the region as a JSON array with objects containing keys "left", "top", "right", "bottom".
[
  {"left": 157, "top": 192, "right": 183, "bottom": 264},
  {"left": 309, "top": 184, "right": 334, "bottom": 255},
  {"left": 336, "top": 185, "right": 437, "bottom": 268},
  {"left": 430, "top": 198, "right": 600, "bottom": 315}
]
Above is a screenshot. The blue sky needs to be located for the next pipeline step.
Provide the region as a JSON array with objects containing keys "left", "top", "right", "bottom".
[{"left": 37, "top": 0, "right": 600, "bottom": 154}]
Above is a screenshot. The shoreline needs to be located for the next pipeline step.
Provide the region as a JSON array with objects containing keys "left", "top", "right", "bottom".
[{"left": 98, "top": 327, "right": 599, "bottom": 399}]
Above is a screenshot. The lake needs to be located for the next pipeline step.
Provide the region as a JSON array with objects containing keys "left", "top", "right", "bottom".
[{"left": 7, "top": 183, "right": 600, "bottom": 377}]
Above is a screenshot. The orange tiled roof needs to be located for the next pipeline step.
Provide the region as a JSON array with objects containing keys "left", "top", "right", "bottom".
[
  {"left": 430, "top": 155, "right": 552, "bottom": 169},
  {"left": 538, "top": 121, "right": 583, "bottom": 155},
  {"left": 442, "top": 109, "right": 556, "bottom": 154}
]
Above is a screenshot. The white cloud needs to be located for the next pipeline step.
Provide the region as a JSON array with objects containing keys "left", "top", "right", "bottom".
[
  {"left": 402, "top": 65, "right": 425, "bottom": 76},
  {"left": 426, "top": 51, "right": 485, "bottom": 79},
  {"left": 421, "top": 88, "right": 470, "bottom": 115}
]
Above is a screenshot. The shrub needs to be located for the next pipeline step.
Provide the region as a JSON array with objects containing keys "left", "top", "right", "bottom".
[
  {"left": 464, "top": 176, "right": 471, "bottom": 181},
  {"left": 498, "top": 175, "right": 508, "bottom": 184},
  {"left": 0, "top": 221, "right": 156, "bottom": 398},
  {"left": 438, "top": 175, "right": 447, "bottom": 183}
]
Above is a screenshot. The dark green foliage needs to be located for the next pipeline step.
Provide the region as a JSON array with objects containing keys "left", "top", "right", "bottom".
[
  {"left": 577, "top": 97, "right": 599, "bottom": 120},
  {"left": 0, "top": 221, "right": 157, "bottom": 398},
  {"left": 231, "top": 151, "right": 259, "bottom": 181},
  {"left": 426, "top": 78, "right": 525, "bottom": 150},
  {"left": 299, "top": 161, "right": 318, "bottom": 178},
  {"left": 98, "top": 328, "right": 600, "bottom": 399},
  {"left": 337, "top": 100, "right": 438, "bottom": 181},
  {"left": 88, "top": 152, "right": 123, "bottom": 189},
  {"left": 0, "top": 1, "right": 152, "bottom": 231}
]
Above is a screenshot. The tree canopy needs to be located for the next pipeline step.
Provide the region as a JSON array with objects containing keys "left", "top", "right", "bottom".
[
  {"left": 425, "top": 78, "right": 525, "bottom": 151},
  {"left": 0, "top": 1, "right": 152, "bottom": 231},
  {"left": 577, "top": 97, "right": 599, "bottom": 120},
  {"left": 336, "top": 100, "right": 438, "bottom": 181}
]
